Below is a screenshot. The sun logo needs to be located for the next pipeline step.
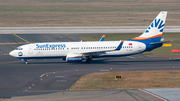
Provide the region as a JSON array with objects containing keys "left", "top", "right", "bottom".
[
  {"left": 18, "top": 52, "right": 23, "bottom": 56},
  {"left": 145, "top": 19, "right": 164, "bottom": 33}
]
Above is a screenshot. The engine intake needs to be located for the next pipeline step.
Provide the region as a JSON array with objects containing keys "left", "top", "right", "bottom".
[{"left": 66, "top": 53, "right": 83, "bottom": 62}]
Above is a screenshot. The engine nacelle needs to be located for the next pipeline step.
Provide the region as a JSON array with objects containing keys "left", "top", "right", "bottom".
[{"left": 66, "top": 53, "right": 83, "bottom": 62}]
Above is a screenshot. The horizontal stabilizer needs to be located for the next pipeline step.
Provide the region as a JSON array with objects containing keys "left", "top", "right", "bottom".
[{"left": 150, "top": 41, "right": 170, "bottom": 45}]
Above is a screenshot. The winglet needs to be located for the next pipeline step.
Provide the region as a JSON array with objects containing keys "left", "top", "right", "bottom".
[
  {"left": 99, "top": 35, "right": 105, "bottom": 41},
  {"left": 115, "top": 40, "right": 124, "bottom": 50}
]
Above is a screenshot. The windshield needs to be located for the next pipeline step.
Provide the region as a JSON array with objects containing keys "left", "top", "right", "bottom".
[{"left": 15, "top": 47, "right": 23, "bottom": 50}]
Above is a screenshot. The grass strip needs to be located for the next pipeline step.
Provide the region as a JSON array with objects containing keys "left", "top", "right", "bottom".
[
  {"left": 70, "top": 70, "right": 180, "bottom": 90},
  {"left": 0, "top": 0, "right": 180, "bottom": 27}
]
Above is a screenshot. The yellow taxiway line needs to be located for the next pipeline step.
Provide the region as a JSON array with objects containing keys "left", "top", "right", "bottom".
[
  {"left": 0, "top": 59, "right": 35, "bottom": 65},
  {"left": 12, "top": 32, "right": 30, "bottom": 43},
  {"left": 0, "top": 42, "right": 23, "bottom": 45},
  {"left": 0, "top": 61, "right": 23, "bottom": 65}
]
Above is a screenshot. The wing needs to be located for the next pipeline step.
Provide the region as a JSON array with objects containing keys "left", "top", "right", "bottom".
[{"left": 81, "top": 40, "right": 124, "bottom": 56}]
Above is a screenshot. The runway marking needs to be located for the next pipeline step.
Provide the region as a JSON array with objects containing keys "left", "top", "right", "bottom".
[
  {"left": 0, "top": 42, "right": 38, "bottom": 45},
  {"left": 0, "top": 61, "right": 23, "bottom": 65},
  {"left": 55, "top": 76, "right": 65, "bottom": 78},
  {"left": 39, "top": 72, "right": 53, "bottom": 78},
  {"left": 57, "top": 80, "right": 67, "bottom": 82},
  {"left": 0, "top": 42, "right": 23, "bottom": 45},
  {"left": 126, "top": 56, "right": 135, "bottom": 59},
  {"left": 0, "top": 59, "right": 35, "bottom": 65},
  {"left": 100, "top": 70, "right": 110, "bottom": 71},
  {"left": 139, "top": 89, "right": 168, "bottom": 101},
  {"left": 12, "top": 32, "right": 30, "bottom": 43}
]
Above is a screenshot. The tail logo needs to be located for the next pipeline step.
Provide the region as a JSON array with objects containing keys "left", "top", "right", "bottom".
[{"left": 145, "top": 19, "right": 164, "bottom": 33}]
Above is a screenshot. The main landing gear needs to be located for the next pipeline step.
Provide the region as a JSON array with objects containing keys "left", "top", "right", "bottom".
[{"left": 86, "top": 57, "right": 94, "bottom": 63}]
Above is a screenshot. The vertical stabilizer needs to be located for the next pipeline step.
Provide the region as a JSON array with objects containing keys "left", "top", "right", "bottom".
[{"left": 132, "top": 11, "right": 167, "bottom": 40}]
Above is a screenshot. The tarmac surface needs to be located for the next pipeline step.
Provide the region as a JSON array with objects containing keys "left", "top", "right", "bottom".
[
  {"left": 0, "top": 26, "right": 180, "bottom": 34},
  {"left": 0, "top": 31, "right": 180, "bottom": 101}
]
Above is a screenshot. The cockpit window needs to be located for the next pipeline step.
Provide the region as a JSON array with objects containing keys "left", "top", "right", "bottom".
[{"left": 16, "top": 47, "right": 23, "bottom": 50}]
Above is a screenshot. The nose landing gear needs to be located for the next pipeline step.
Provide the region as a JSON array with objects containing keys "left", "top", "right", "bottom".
[
  {"left": 25, "top": 61, "right": 28, "bottom": 64},
  {"left": 19, "top": 58, "right": 28, "bottom": 64}
]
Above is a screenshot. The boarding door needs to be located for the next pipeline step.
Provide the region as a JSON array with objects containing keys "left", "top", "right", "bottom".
[{"left": 28, "top": 45, "right": 33, "bottom": 54}]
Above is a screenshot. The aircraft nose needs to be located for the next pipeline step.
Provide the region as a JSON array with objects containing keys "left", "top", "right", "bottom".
[{"left": 9, "top": 50, "right": 16, "bottom": 57}]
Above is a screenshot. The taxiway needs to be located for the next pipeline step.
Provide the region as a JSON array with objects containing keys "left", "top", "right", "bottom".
[{"left": 0, "top": 30, "right": 180, "bottom": 101}]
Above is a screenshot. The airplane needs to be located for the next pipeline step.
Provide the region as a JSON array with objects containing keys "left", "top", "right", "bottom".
[{"left": 9, "top": 11, "right": 167, "bottom": 64}]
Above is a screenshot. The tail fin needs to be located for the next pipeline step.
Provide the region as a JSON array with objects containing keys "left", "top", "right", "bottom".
[
  {"left": 99, "top": 35, "right": 105, "bottom": 41},
  {"left": 132, "top": 11, "right": 167, "bottom": 41}
]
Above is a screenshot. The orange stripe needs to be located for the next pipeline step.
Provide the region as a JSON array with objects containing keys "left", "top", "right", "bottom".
[
  {"left": 67, "top": 55, "right": 82, "bottom": 58},
  {"left": 102, "top": 35, "right": 105, "bottom": 38},
  {"left": 132, "top": 34, "right": 162, "bottom": 40}
]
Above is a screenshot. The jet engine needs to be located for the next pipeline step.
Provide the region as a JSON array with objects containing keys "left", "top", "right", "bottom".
[{"left": 66, "top": 53, "right": 83, "bottom": 62}]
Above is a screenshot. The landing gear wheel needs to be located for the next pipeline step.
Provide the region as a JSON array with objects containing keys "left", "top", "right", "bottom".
[
  {"left": 22, "top": 59, "right": 28, "bottom": 64},
  {"left": 25, "top": 61, "right": 28, "bottom": 64}
]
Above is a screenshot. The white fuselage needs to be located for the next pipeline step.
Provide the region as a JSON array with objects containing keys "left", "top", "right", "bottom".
[{"left": 9, "top": 41, "right": 146, "bottom": 59}]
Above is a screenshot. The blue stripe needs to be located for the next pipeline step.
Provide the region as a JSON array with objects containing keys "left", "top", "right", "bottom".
[
  {"left": 67, "top": 57, "right": 82, "bottom": 62},
  {"left": 100, "top": 38, "right": 104, "bottom": 41},
  {"left": 128, "top": 36, "right": 163, "bottom": 52},
  {"left": 93, "top": 53, "right": 140, "bottom": 58}
]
